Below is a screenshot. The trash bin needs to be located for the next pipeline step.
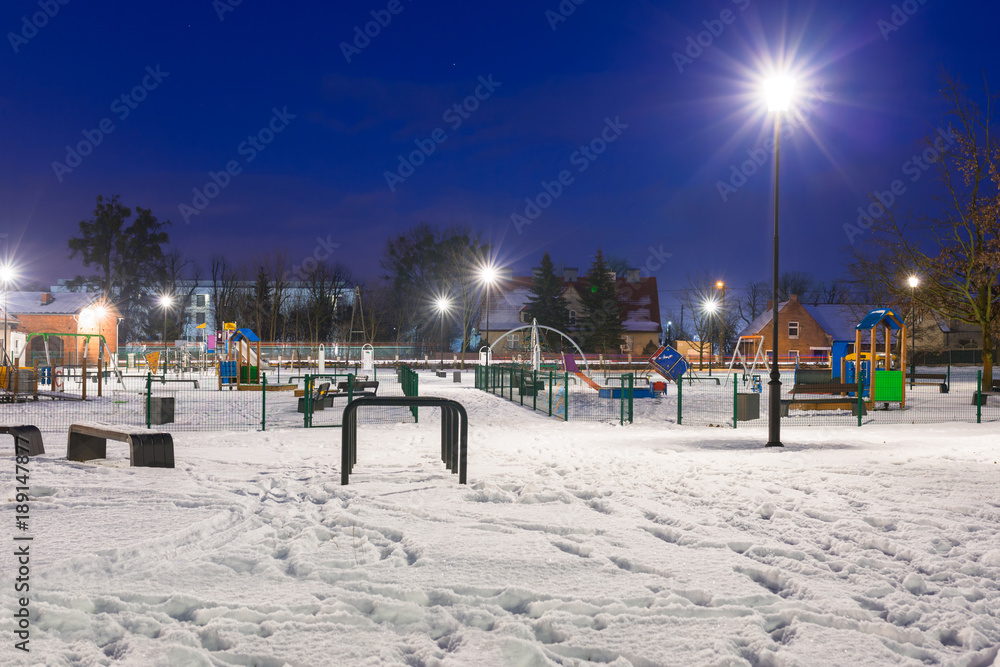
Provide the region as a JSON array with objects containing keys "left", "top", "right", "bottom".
[
  {"left": 148, "top": 397, "right": 175, "bottom": 425},
  {"left": 453, "top": 371, "right": 461, "bottom": 383},
  {"left": 736, "top": 393, "right": 761, "bottom": 421}
]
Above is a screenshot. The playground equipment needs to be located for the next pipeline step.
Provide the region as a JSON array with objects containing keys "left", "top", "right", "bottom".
[
  {"left": 217, "top": 328, "right": 292, "bottom": 391},
  {"left": 841, "top": 308, "right": 909, "bottom": 409},
  {"left": 724, "top": 335, "right": 769, "bottom": 387}
]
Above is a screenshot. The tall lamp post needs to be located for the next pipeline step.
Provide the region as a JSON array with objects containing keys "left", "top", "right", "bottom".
[
  {"left": 908, "top": 275, "right": 919, "bottom": 387},
  {"left": 763, "top": 74, "right": 795, "bottom": 449},
  {"left": 159, "top": 294, "right": 173, "bottom": 374},
  {"left": 704, "top": 299, "right": 718, "bottom": 376},
  {"left": 435, "top": 296, "right": 451, "bottom": 370},
  {"left": 480, "top": 265, "right": 498, "bottom": 367},
  {"left": 716, "top": 281, "right": 726, "bottom": 374},
  {"left": 0, "top": 265, "right": 13, "bottom": 364}
]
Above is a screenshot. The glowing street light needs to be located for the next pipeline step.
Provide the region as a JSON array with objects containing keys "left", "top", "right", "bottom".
[
  {"left": 0, "top": 264, "right": 14, "bottom": 363},
  {"left": 763, "top": 73, "right": 797, "bottom": 449},
  {"left": 908, "top": 275, "right": 919, "bottom": 387},
  {"left": 160, "top": 294, "right": 173, "bottom": 373},
  {"left": 435, "top": 296, "right": 452, "bottom": 369},
  {"left": 479, "top": 265, "right": 499, "bottom": 367}
]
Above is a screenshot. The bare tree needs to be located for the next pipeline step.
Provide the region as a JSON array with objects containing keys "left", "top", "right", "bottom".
[
  {"left": 737, "top": 281, "right": 770, "bottom": 328},
  {"left": 849, "top": 73, "right": 1000, "bottom": 378}
]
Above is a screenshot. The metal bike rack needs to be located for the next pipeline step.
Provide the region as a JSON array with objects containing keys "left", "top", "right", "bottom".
[{"left": 341, "top": 397, "right": 468, "bottom": 485}]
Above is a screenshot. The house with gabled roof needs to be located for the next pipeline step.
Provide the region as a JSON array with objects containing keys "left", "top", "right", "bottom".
[{"left": 5, "top": 291, "right": 120, "bottom": 366}]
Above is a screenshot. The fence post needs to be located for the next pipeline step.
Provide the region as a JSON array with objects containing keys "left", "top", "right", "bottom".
[
  {"left": 533, "top": 370, "right": 537, "bottom": 411},
  {"left": 677, "top": 376, "right": 682, "bottom": 425},
  {"left": 564, "top": 372, "right": 569, "bottom": 421},
  {"left": 549, "top": 369, "right": 553, "bottom": 417},
  {"left": 261, "top": 372, "right": 267, "bottom": 431},
  {"left": 857, "top": 374, "right": 863, "bottom": 428},
  {"left": 628, "top": 373, "right": 634, "bottom": 424},
  {"left": 977, "top": 370, "right": 982, "bottom": 424},
  {"left": 146, "top": 372, "right": 152, "bottom": 429},
  {"left": 733, "top": 376, "right": 738, "bottom": 429},
  {"left": 304, "top": 374, "right": 312, "bottom": 428}
]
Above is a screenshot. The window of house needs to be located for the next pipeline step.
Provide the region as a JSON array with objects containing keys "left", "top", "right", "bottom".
[
  {"left": 568, "top": 310, "right": 577, "bottom": 325},
  {"left": 519, "top": 311, "right": 528, "bottom": 324},
  {"left": 196, "top": 312, "right": 206, "bottom": 325},
  {"left": 507, "top": 334, "right": 520, "bottom": 350},
  {"left": 788, "top": 350, "right": 799, "bottom": 359},
  {"left": 788, "top": 321, "right": 799, "bottom": 339},
  {"left": 197, "top": 294, "right": 206, "bottom": 308}
]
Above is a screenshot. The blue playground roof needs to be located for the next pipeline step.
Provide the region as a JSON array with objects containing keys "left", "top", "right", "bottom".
[
  {"left": 856, "top": 309, "right": 904, "bottom": 331},
  {"left": 231, "top": 328, "right": 260, "bottom": 342}
]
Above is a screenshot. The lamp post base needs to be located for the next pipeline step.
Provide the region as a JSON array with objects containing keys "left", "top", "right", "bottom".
[{"left": 766, "top": 374, "right": 783, "bottom": 448}]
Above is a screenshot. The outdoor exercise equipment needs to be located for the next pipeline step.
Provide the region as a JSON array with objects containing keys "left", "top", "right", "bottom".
[{"left": 341, "top": 397, "right": 468, "bottom": 485}]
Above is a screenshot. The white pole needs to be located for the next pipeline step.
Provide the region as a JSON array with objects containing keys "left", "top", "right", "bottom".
[{"left": 318, "top": 344, "right": 326, "bottom": 374}]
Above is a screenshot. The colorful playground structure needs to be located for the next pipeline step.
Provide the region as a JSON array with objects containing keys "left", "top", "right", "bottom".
[{"left": 216, "top": 327, "right": 294, "bottom": 391}]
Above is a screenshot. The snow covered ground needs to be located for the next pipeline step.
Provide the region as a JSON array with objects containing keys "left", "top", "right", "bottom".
[{"left": 2, "top": 372, "right": 999, "bottom": 666}]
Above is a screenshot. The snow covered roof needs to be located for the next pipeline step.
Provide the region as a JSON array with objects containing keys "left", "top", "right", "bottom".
[
  {"left": 5, "top": 291, "right": 102, "bottom": 315},
  {"left": 804, "top": 304, "right": 868, "bottom": 341}
]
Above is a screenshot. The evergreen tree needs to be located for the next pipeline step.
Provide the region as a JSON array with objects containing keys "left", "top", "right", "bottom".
[
  {"left": 525, "top": 252, "right": 571, "bottom": 347},
  {"left": 580, "top": 249, "right": 625, "bottom": 353}
]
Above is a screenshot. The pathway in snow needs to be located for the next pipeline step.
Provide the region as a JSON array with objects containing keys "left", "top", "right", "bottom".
[{"left": 2, "top": 376, "right": 999, "bottom": 666}]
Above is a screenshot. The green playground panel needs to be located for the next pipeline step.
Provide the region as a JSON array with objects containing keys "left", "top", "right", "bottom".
[{"left": 872, "top": 370, "right": 903, "bottom": 402}]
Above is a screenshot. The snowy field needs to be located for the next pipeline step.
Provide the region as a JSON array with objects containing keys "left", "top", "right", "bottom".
[{"left": 2, "top": 373, "right": 1000, "bottom": 666}]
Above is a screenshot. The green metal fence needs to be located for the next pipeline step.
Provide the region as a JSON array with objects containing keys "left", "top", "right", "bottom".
[
  {"left": 665, "top": 367, "right": 999, "bottom": 429},
  {"left": 475, "top": 364, "right": 633, "bottom": 424},
  {"left": 302, "top": 365, "right": 418, "bottom": 428}
]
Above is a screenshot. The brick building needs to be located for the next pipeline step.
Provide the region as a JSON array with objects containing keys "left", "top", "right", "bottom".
[
  {"left": 738, "top": 295, "right": 864, "bottom": 362},
  {"left": 5, "top": 292, "right": 120, "bottom": 367}
]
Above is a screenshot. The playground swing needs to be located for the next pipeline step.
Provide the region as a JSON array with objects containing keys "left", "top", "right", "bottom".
[{"left": 725, "top": 335, "right": 769, "bottom": 388}]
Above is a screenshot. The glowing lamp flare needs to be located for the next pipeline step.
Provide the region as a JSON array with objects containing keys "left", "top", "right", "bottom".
[
  {"left": 435, "top": 297, "right": 451, "bottom": 313},
  {"left": 908, "top": 276, "right": 919, "bottom": 288},
  {"left": 763, "top": 75, "right": 796, "bottom": 112}
]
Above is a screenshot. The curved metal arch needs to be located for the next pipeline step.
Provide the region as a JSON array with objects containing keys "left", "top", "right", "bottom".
[{"left": 487, "top": 325, "right": 590, "bottom": 375}]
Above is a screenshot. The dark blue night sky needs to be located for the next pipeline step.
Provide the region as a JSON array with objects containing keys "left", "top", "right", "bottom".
[{"left": 2, "top": 0, "right": 997, "bottom": 309}]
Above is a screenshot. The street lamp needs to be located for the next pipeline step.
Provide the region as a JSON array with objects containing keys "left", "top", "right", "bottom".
[
  {"left": 763, "top": 73, "right": 796, "bottom": 448},
  {"left": 666, "top": 321, "right": 673, "bottom": 347},
  {"left": 479, "top": 265, "right": 498, "bottom": 367},
  {"left": 908, "top": 275, "right": 919, "bottom": 387},
  {"left": 703, "top": 299, "right": 719, "bottom": 376},
  {"left": 159, "top": 294, "right": 173, "bottom": 374},
  {"left": 716, "top": 281, "right": 726, "bottom": 375},
  {"left": 0, "top": 264, "right": 13, "bottom": 364},
  {"left": 435, "top": 296, "right": 451, "bottom": 370}
]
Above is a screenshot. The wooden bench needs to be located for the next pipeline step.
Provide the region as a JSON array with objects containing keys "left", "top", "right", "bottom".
[
  {"left": 781, "top": 382, "right": 867, "bottom": 417},
  {"left": 0, "top": 425, "right": 45, "bottom": 457},
  {"left": 912, "top": 373, "right": 949, "bottom": 392},
  {"left": 67, "top": 422, "right": 174, "bottom": 468},
  {"left": 297, "top": 382, "right": 331, "bottom": 413},
  {"left": 781, "top": 398, "right": 866, "bottom": 417},
  {"left": 333, "top": 380, "right": 380, "bottom": 399}
]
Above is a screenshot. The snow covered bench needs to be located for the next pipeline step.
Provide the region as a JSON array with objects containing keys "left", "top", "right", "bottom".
[
  {"left": 0, "top": 425, "right": 45, "bottom": 457},
  {"left": 67, "top": 422, "right": 174, "bottom": 468}
]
